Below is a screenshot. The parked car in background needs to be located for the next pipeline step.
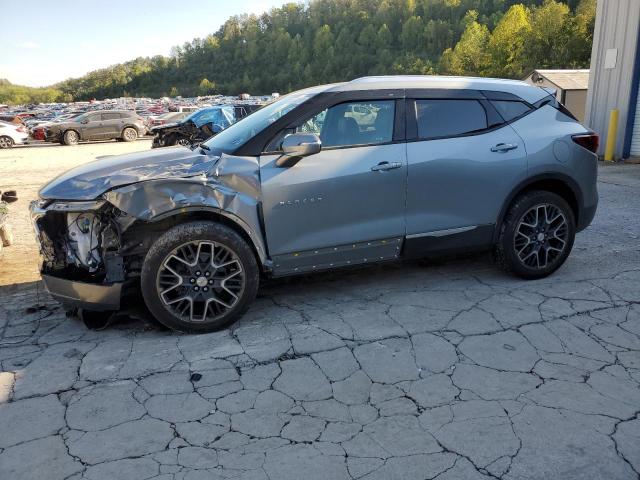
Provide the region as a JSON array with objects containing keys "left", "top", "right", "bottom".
[
  {"left": 151, "top": 105, "right": 262, "bottom": 148},
  {"left": 147, "top": 111, "right": 190, "bottom": 128},
  {"left": 31, "top": 112, "right": 85, "bottom": 141},
  {"left": 0, "top": 114, "right": 26, "bottom": 126},
  {"left": 0, "top": 120, "right": 29, "bottom": 148},
  {"left": 31, "top": 76, "right": 598, "bottom": 332},
  {"left": 44, "top": 110, "right": 146, "bottom": 145}
]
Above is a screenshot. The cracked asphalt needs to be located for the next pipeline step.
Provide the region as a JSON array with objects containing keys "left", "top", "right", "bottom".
[{"left": 1, "top": 162, "right": 639, "bottom": 480}]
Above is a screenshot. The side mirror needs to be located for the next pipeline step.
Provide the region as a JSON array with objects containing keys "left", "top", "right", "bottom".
[
  {"left": 81, "top": 119, "right": 89, "bottom": 124},
  {"left": 276, "top": 133, "right": 321, "bottom": 167}
]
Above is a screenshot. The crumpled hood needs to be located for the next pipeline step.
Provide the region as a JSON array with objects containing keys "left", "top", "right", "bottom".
[{"left": 39, "top": 146, "right": 217, "bottom": 201}]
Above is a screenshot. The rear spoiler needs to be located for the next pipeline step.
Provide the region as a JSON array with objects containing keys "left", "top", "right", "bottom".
[
  {"left": 533, "top": 88, "right": 577, "bottom": 121},
  {"left": 540, "top": 86, "right": 557, "bottom": 97}
]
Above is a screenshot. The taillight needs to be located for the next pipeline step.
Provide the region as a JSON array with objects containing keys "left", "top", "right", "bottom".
[{"left": 572, "top": 133, "right": 599, "bottom": 153}]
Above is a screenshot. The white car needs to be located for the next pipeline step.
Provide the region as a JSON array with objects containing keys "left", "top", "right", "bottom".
[{"left": 0, "top": 120, "right": 29, "bottom": 148}]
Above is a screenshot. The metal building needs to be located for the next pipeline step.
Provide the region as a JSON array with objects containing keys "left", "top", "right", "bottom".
[{"left": 585, "top": 0, "right": 640, "bottom": 160}]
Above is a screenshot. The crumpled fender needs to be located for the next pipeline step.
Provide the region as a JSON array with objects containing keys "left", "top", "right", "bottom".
[{"left": 103, "top": 154, "right": 268, "bottom": 265}]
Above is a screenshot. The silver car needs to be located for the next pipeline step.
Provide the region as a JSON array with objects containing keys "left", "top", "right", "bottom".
[{"left": 31, "top": 76, "right": 598, "bottom": 332}]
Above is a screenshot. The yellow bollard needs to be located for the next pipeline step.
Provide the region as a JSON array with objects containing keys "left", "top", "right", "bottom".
[{"left": 604, "top": 109, "right": 619, "bottom": 162}]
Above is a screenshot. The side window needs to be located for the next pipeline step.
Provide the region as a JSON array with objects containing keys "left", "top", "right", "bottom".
[
  {"left": 297, "top": 100, "right": 395, "bottom": 148},
  {"left": 490, "top": 100, "right": 532, "bottom": 122},
  {"left": 87, "top": 114, "right": 100, "bottom": 122},
  {"left": 101, "top": 112, "right": 120, "bottom": 121},
  {"left": 416, "top": 99, "right": 488, "bottom": 139}
]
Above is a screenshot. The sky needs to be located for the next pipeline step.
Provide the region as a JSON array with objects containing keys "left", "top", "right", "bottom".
[{"left": 0, "top": 0, "right": 286, "bottom": 87}]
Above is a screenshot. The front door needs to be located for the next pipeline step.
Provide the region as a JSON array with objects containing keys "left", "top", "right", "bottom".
[
  {"left": 260, "top": 99, "right": 407, "bottom": 275},
  {"left": 79, "top": 113, "right": 103, "bottom": 140}
]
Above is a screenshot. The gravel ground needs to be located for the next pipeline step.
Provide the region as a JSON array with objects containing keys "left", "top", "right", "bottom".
[{"left": 0, "top": 144, "right": 639, "bottom": 480}]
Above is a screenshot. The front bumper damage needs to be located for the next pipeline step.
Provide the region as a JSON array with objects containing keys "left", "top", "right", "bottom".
[
  {"left": 41, "top": 275, "right": 122, "bottom": 310},
  {"left": 30, "top": 199, "right": 129, "bottom": 310},
  {"left": 30, "top": 153, "right": 267, "bottom": 311}
]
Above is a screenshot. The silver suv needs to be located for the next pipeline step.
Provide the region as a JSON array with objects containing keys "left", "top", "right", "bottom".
[{"left": 31, "top": 76, "right": 598, "bottom": 332}]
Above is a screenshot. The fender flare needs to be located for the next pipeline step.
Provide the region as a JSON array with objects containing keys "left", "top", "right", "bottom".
[
  {"left": 493, "top": 172, "right": 584, "bottom": 242},
  {"left": 103, "top": 178, "right": 269, "bottom": 266}
]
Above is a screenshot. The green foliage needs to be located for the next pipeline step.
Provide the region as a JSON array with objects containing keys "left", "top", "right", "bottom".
[
  {"left": 3, "top": 0, "right": 595, "bottom": 104},
  {"left": 0, "top": 79, "right": 67, "bottom": 105},
  {"left": 443, "top": 0, "right": 595, "bottom": 77}
]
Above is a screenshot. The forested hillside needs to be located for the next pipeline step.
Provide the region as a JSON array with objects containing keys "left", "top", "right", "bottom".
[{"left": 3, "top": 0, "right": 595, "bottom": 104}]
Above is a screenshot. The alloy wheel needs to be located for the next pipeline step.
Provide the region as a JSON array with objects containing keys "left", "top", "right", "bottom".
[
  {"left": 177, "top": 138, "right": 191, "bottom": 146},
  {"left": 0, "top": 137, "right": 12, "bottom": 148},
  {"left": 124, "top": 128, "right": 137, "bottom": 141},
  {"left": 514, "top": 203, "right": 568, "bottom": 269},
  {"left": 156, "top": 240, "right": 244, "bottom": 323}
]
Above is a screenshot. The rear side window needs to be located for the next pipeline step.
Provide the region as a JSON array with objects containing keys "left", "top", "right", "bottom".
[
  {"left": 101, "top": 112, "right": 121, "bottom": 120},
  {"left": 490, "top": 100, "right": 532, "bottom": 122},
  {"left": 415, "top": 99, "right": 488, "bottom": 139}
]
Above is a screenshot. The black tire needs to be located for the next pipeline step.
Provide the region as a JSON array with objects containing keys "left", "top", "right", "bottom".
[
  {"left": 0, "top": 136, "right": 14, "bottom": 149},
  {"left": 141, "top": 221, "right": 259, "bottom": 333},
  {"left": 62, "top": 130, "right": 79, "bottom": 145},
  {"left": 121, "top": 127, "right": 138, "bottom": 142},
  {"left": 496, "top": 190, "right": 575, "bottom": 279}
]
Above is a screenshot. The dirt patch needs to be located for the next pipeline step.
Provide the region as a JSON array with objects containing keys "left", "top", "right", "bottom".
[{"left": 0, "top": 139, "right": 153, "bottom": 286}]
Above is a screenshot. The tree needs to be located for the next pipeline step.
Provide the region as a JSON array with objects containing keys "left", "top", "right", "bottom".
[
  {"left": 198, "top": 78, "right": 216, "bottom": 95},
  {"left": 9, "top": 0, "right": 593, "bottom": 103},
  {"left": 488, "top": 4, "right": 532, "bottom": 78},
  {"left": 440, "top": 11, "right": 491, "bottom": 76}
]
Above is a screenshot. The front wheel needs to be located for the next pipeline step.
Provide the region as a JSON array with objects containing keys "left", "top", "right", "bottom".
[
  {"left": 496, "top": 191, "right": 575, "bottom": 279},
  {"left": 141, "top": 221, "right": 259, "bottom": 333},
  {"left": 0, "top": 136, "right": 14, "bottom": 149},
  {"left": 62, "top": 130, "right": 79, "bottom": 145}
]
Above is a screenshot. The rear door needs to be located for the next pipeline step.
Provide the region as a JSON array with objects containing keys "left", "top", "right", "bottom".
[
  {"left": 260, "top": 98, "right": 407, "bottom": 274},
  {"left": 101, "top": 112, "right": 124, "bottom": 139},
  {"left": 404, "top": 94, "right": 528, "bottom": 254}
]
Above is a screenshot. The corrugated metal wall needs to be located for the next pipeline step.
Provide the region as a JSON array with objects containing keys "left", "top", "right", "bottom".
[
  {"left": 584, "top": 0, "right": 640, "bottom": 159},
  {"left": 631, "top": 90, "right": 640, "bottom": 156}
]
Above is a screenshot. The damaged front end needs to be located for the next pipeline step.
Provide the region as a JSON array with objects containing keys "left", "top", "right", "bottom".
[
  {"left": 30, "top": 200, "right": 130, "bottom": 310},
  {"left": 30, "top": 151, "right": 267, "bottom": 312}
]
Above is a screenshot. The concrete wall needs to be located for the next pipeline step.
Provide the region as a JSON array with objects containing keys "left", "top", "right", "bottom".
[{"left": 585, "top": 0, "right": 640, "bottom": 158}]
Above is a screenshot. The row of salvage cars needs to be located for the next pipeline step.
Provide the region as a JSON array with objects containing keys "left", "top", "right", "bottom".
[{"left": 0, "top": 104, "right": 264, "bottom": 149}]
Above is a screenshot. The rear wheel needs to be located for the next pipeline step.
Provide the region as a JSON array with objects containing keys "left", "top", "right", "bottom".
[
  {"left": 121, "top": 127, "right": 138, "bottom": 142},
  {"left": 62, "top": 130, "right": 79, "bottom": 145},
  {"left": 0, "top": 136, "right": 14, "bottom": 149},
  {"left": 496, "top": 190, "right": 575, "bottom": 279},
  {"left": 141, "top": 221, "right": 259, "bottom": 333}
]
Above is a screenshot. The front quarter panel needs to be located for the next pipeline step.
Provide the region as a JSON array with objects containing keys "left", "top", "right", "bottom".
[{"left": 103, "top": 154, "right": 268, "bottom": 264}]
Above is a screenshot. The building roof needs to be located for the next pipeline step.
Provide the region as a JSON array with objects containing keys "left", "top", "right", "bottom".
[
  {"left": 528, "top": 69, "right": 590, "bottom": 90},
  {"left": 322, "top": 75, "right": 550, "bottom": 104}
]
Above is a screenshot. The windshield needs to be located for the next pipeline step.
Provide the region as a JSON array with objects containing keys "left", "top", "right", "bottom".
[
  {"left": 185, "top": 106, "right": 235, "bottom": 128},
  {"left": 202, "top": 90, "right": 318, "bottom": 153}
]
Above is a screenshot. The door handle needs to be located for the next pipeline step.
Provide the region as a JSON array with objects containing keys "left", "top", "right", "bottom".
[
  {"left": 371, "top": 161, "right": 402, "bottom": 172},
  {"left": 491, "top": 143, "right": 518, "bottom": 152}
]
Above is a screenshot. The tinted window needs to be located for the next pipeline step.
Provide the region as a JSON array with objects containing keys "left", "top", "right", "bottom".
[
  {"left": 416, "top": 99, "right": 488, "bottom": 139},
  {"left": 490, "top": 100, "right": 531, "bottom": 122},
  {"left": 298, "top": 100, "right": 395, "bottom": 148},
  {"left": 101, "top": 112, "right": 121, "bottom": 120}
]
